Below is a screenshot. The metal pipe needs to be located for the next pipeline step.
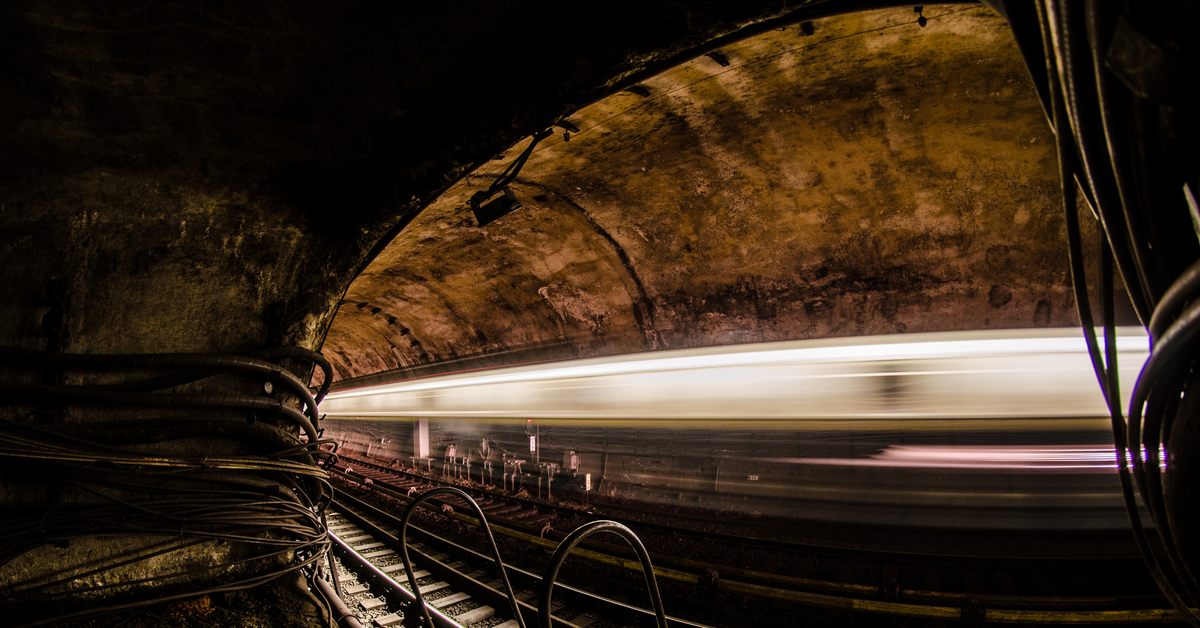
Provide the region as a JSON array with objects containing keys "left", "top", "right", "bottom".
[
  {"left": 399, "top": 487, "right": 527, "bottom": 628},
  {"left": 539, "top": 520, "right": 667, "bottom": 628}
]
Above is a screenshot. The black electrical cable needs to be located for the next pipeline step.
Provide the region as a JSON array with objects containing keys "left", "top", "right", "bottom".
[
  {"left": 303, "top": 570, "right": 340, "bottom": 628},
  {"left": 313, "top": 573, "right": 365, "bottom": 628},
  {"left": 1036, "top": 2, "right": 1200, "bottom": 621},
  {"left": 10, "top": 547, "right": 328, "bottom": 628},
  {"left": 1130, "top": 297, "right": 1200, "bottom": 611},
  {"left": 1149, "top": 259, "right": 1200, "bottom": 345},
  {"left": 1049, "top": 28, "right": 1107, "bottom": 399},
  {"left": 0, "top": 383, "right": 320, "bottom": 447},
  {"left": 0, "top": 347, "right": 333, "bottom": 626},
  {"left": 399, "top": 487, "right": 526, "bottom": 628},
  {"left": 1084, "top": 3, "right": 1161, "bottom": 310},
  {"left": 321, "top": 510, "right": 342, "bottom": 606},
  {"left": 5, "top": 538, "right": 208, "bottom": 597},
  {"left": 0, "top": 417, "right": 311, "bottom": 467},
  {"left": 83, "top": 368, "right": 225, "bottom": 393},
  {"left": 0, "top": 347, "right": 323, "bottom": 435},
  {"left": 468, "top": 129, "right": 554, "bottom": 209},
  {"left": 252, "top": 346, "right": 335, "bottom": 404},
  {"left": 1037, "top": 0, "right": 1155, "bottom": 323},
  {"left": 1053, "top": 0, "right": 1158, "bottom": 313}
]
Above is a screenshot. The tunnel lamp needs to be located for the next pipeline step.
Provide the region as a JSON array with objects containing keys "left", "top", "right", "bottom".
[{"left": 470, "top": 186, "right": 522, "bottom": 227}]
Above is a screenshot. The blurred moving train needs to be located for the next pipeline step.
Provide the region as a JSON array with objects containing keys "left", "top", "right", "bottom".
[
  {"left": 320, "top": 327, "right": 1148, "bottom": 426},
  {"left": 321, "top": 328, "right": 1154, "bottom": 535}
]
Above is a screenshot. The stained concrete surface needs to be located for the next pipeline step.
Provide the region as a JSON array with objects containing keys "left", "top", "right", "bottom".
[{"left": 322, "top": 6, "right": 1137, "bottom": 388}]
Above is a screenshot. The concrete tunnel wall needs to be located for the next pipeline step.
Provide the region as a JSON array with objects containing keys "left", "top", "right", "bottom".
[{"left": 0, "top": 0, "right": 1141, "bottom": 620}]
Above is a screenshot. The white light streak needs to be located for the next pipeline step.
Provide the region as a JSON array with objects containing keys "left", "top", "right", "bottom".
[{"left": 320, "top": 327, "right": 1149, "bottom": 422}]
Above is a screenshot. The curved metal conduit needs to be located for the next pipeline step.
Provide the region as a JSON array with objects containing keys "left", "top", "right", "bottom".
[
  {"left": 538, "top": 520, "right": 668, "bottom": 628},
  {"left": 399, "top": 487, "right": 528, "bottom": 628}
]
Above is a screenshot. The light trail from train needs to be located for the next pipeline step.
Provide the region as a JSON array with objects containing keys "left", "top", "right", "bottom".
[{"left": 320, "top": 327, "right": 1149, "bottom": 424}]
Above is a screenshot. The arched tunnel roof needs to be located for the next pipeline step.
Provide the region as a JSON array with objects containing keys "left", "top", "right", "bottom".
[{"left": 319, "top": 5, "right": 1135, "bottom": 388}]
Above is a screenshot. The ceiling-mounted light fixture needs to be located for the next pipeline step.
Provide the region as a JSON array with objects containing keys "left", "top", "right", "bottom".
[
  {"left": 470, "top": 186, "right": 521, "bottom": 227},
  {"left": 466, "top": 128, "right": 552, "bottom": 227}
]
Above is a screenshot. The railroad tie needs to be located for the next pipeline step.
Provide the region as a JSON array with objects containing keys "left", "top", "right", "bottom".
[
  {"left": 342, "top": 534, "right": 373, "bottom": 543},
  {"left": 454, "top": 605, "right": 495, "bottom": 625},
  {"left": 343, "top": 583, "right": 368, "bottom": 595},
  {"left": 355, "top": 542, "right": 386, "bottom": 550},
  {"left": 494, "top": 621, "right": 521, "bottom": 628},
  {"left": 380, "top": 566, "right": 431, "bottom": 579},
  {"left": 360, "top": 597, "right": 386, "bottom": 611},
  {"left": 419, "top": 581, "right": 451, "bottom": 595},
  {"left": 363, "top": 549, "right": 397, "bottom": 558},
  {"left": 374, "top": 613, "right": 403, "bottom": 627},
  {"left": 430, "top": 592, "right": 471, "bottom": 609}
]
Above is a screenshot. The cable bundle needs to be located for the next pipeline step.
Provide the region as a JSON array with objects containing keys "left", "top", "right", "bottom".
[
  {"left": 0, "top": 345, "right": 338, "bottom": 626},
  {"left": 1011, "top": 0, "right": 1200, "bottom": 623}
]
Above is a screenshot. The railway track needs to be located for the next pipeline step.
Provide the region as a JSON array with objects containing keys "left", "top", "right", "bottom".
[
  {"left": 335, "top": 453, "right": 1137, "bottom": 560},
  {"left": 328, "top": 495, "right": 707, "bottom": 628},
  {"left": 328, "top": 453, "right": 1194, "bottom": 626}
]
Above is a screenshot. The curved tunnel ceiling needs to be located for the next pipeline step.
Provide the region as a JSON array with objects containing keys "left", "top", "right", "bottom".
[{"left": 320, "top": 5, "right": 1133, "bottom": 388}]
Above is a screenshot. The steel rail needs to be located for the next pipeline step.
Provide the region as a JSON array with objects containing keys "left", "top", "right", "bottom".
[
  {"left": 333, "top": 491, "right": 712, "bottom": 628},
  {"left": 327, "top": 527, "right": 461, "bottom": 628},
  {"left": 334, "top": 464, "right": 1162, "bottom": 609},
  {"left": 336, "top": 453, "right": 1149, "bottom": 565},
  {"left": 333, "top": 470, "right": 1195, "bottom": 624}
]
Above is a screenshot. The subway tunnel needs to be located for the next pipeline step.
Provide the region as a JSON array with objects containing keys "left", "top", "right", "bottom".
[{"left": 2, "top": 1, "right": 1198, "bottom": 627}]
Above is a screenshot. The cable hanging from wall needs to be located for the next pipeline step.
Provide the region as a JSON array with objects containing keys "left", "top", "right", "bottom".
[
  {"left": 1022, "top": 0, "right": 1200, "bottom": 624},
  {"left": 0, "top": 344, "right": 339, "bottom": 627}
]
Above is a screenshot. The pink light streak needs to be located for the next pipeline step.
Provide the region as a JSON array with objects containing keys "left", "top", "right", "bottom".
[{"left": 796, "top": 444, "right": 1168, "bottom": 472}]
